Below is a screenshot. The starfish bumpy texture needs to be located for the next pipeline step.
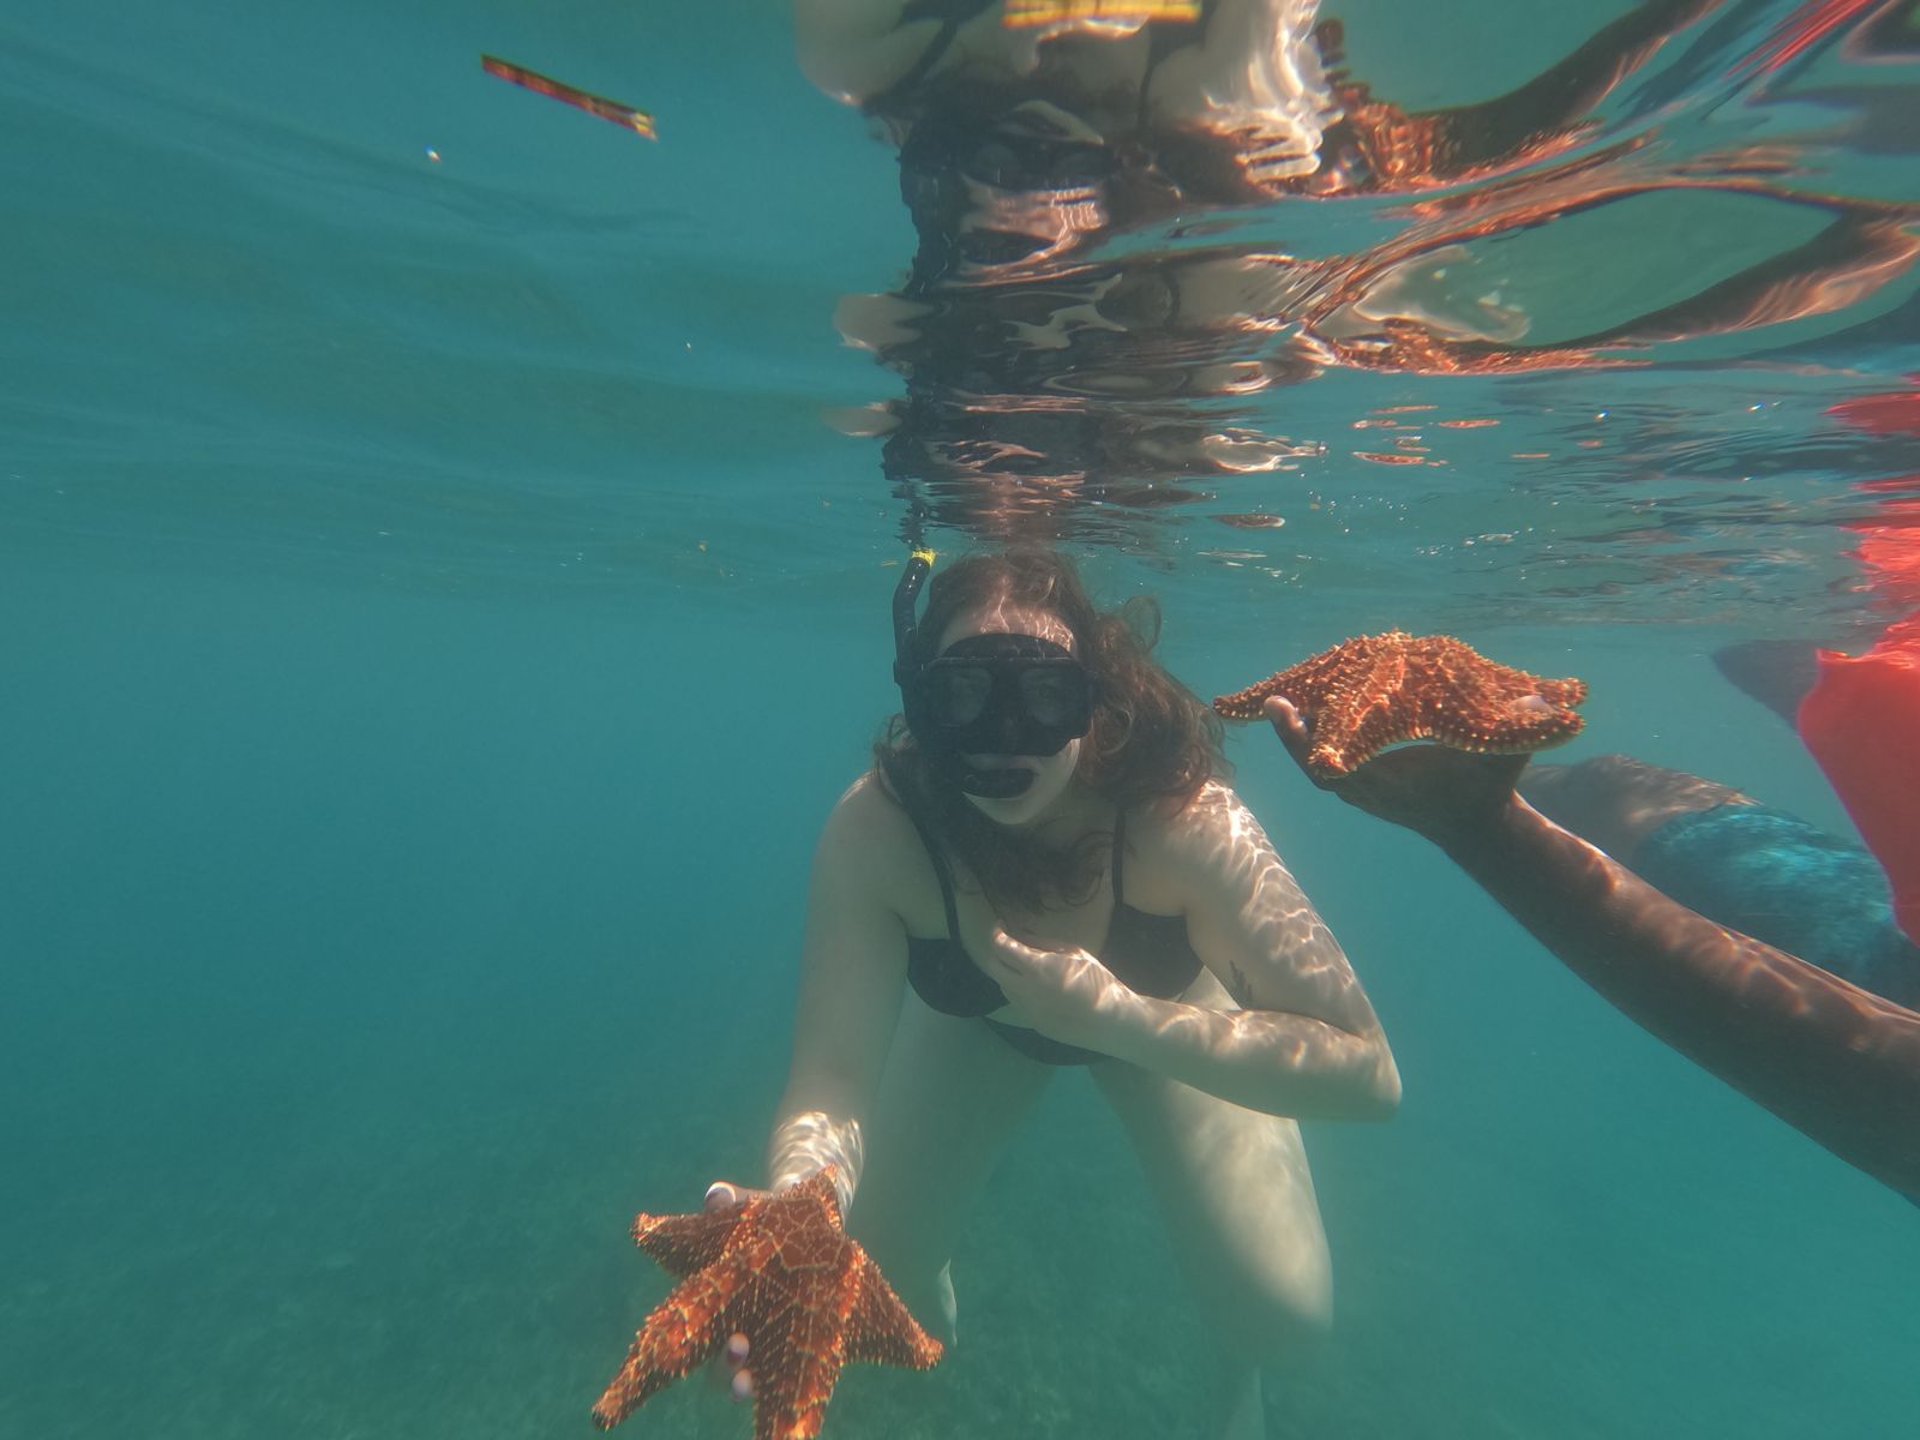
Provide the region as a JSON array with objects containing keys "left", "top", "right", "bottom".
[
  {"left": 591, "top": 1168, "right": 942, "bottom": 1440},
  {"left": 1213, "top": 630, "right": 1588, "bottom": 777}
]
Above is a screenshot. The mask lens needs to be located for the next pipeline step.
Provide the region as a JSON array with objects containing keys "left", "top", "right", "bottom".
[
  {"left": 1018, "top": 664, "right": 1087, "bottom": 728},
  {"left": 914, "top": 635, "right": 1093, "bottom": 758},
  {"left": 923, "top": 664, "right": 994, "bottom": 728}
]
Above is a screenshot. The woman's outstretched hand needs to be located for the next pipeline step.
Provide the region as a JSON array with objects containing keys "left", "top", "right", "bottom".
[
  {"left": 697, "top": 1181, "right": 764, "bottom": 1405},
  {"left": 979, "top": 928, "right": 1127, "bottom": 1051},
  {"left": 1262, "top": 695, "right": 1528, "bottom": 844}
]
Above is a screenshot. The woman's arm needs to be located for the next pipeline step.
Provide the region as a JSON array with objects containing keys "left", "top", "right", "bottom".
[
  {"left": 1264, "top": 698, "right": 1920, "bottom": 1200},
  {"left": 767, "top": 778, "right": 914, "bottom": 1213},
  {"left": 981, "top": 781, "right": 1401, "bottom": 1121}
]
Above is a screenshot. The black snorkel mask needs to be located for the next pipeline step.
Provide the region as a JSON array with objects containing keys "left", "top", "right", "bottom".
[{"left": 892, "top": 550, "right": 1096, "bottom": 799}]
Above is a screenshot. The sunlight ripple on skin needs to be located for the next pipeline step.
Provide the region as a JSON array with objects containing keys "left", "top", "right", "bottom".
[{"left": 1117, "top": 782, "right": 1398, "bottom": 1119}]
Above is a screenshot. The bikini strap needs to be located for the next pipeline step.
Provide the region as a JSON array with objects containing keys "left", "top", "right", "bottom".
[
  {"left": 879, "top": 753, "right": 964, "bottom": 942},
  {"left": 1111, "top": 806, "right": 1129, "bottom": 906}
]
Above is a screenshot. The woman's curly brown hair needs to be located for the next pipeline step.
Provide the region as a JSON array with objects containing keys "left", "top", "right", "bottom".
[{"left": 875, "top": 547, "right": 1227, "bottom": 914}]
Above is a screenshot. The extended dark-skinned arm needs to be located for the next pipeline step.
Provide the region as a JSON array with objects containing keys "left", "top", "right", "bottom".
[{"left": 1436, "top": 794, "right": 1920, "bottom": 1200}]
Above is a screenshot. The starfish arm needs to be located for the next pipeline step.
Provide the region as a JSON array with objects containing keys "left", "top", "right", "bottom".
[
  {"left": 745, "top": 1290, "right": 851, "bottom": 1440},
  {"left": 1212, "top": 633, "right": 1395, "bottom": 718},
  {"left": 632, "top": 1207, "right": 743, "bottom": 1277},
  {"left": 591, "top": 1263, "right": 742, "bottom": 1428},
  {"left": 845, "top": 1258, "right": 944, "bottom": 1369},
  {"left": 1316, "top": 647, "right": 1411, "bottom": 773},
  {"left": 783, "top": 1168, "right": 848, "bottom": 1224}
]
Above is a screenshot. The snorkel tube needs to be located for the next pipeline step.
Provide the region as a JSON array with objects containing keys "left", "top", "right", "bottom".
[
  {"left": 890, "top": 549, "right": 1036, "bottom": 800},
  {"left": 891, "top": 548, "right": 937, "bottom": 693}
]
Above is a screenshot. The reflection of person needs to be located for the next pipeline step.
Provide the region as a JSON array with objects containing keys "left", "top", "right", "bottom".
[
  {"left": 802, "top": 1, "right": 1920, "bottom": 546},
  {"left": 1260, "top": 700, "right": 1920, "bottom": 1204},
  {"left": 719, "top": 549, "right": 1399, "bottom": 1439}
]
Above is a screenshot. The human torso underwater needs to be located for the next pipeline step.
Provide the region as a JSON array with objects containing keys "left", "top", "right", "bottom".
[
  {"left": 848, "top": 768, "right": 1210, "bottom": 1037},
  {"left": 796, "top": 0, "right": 1338, "bottom": 172}
]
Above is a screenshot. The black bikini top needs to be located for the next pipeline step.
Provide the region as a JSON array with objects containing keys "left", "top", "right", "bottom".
[{"left": 892, "top": 779, "right": 1205, "bottom": 1024}]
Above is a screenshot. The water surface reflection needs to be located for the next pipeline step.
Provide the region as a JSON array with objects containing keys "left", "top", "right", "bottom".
[{"left": 804, "top": 0, "right": 1920, "bottom": 579}]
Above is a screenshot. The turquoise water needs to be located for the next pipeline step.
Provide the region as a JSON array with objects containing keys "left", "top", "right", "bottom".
[{"left": 4, "top": 3, "right": 1918, "bottom": 1437}]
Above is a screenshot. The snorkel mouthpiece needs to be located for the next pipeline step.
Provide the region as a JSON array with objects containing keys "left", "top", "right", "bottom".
[{"left": 958, "top": 765, "right": 1037, "bottom": 799}]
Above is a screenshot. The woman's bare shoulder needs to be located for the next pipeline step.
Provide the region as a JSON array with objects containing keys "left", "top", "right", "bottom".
[
  {"left": 1136, "top": 778, "right": 1261, "bottom": 843},
  {"left": 1124, "top": 779, "right": 1281, "bottom": 886},
  {"left": 818, "top": 768, "right": 921, "bottom": 863},
  {"left": 812, "top": 767, "right": 944, "bottom": 932}
]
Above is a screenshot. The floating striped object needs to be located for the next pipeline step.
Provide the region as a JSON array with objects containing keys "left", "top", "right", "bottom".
[{"left": 481, "top": 55, "right": 656, "bottom": 139}]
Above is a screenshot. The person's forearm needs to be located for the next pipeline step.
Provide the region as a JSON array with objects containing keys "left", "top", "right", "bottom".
[
  {"left": 766, "top": 1107, "right": 865, "bottom": 1215},
  {"left": 1436, "top": 795, "right": 1920, "bottom": 1198},
  {"left": 1097, "top": 992, "right": 1401, "bottom": 1122}
]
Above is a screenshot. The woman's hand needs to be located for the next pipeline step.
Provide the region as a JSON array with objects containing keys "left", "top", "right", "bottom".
[
  {"left": 977, "top": 928, "right": 1131, "bottom": 1051},
  {"left": 698, "top": 1181, "right": 764, "bottom": 1405},
  {"left": 1262, "top": 695, "right": 1528, "bottom": 844}
]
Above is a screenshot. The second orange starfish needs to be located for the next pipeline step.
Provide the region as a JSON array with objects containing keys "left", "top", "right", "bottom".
[{"left": 1214, "top": 631, "right": 1588, "bottom": 778}]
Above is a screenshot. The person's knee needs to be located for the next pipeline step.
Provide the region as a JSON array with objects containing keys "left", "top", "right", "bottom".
[
  {"left": 1282, "top": 1259, "right": 1334, "bottom": 1342},
  {"left": 1229, "top": 1242, "right": 1333, "bottom": 1366}
]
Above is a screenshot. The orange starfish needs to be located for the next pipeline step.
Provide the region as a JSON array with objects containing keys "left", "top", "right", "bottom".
[
  {"left": 591, "top": 1168, "right": 942, "bottom": 1440},
  {"left": 1213, "top": 631, "right": 1588, "bottom": 777}
]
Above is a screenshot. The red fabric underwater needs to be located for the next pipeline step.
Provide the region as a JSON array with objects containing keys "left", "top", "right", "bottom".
[
  {"left": 1800, "top": 619, "right": 1920, "bottom": 946},
  {"left": 1809, "top": 387, "right": 1920, "bottom": 946}
]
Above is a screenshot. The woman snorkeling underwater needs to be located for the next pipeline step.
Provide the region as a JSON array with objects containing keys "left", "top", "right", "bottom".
[{"left": 711, "top": 547, "right": 1399, "bottom": 1440}]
